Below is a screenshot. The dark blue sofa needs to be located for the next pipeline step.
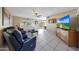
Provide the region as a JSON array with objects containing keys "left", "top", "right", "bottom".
[{"left": 3, "top": 27, "right": 36, "bottom": 51}]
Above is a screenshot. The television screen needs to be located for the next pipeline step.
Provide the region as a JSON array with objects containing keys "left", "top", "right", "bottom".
[{"left": 57, "top": 15, "right": 70, "bottom": 30}]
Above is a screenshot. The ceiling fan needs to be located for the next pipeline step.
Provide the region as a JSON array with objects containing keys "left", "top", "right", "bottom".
[
  {"left": 32, "top": 8, "right": 46, "bottom": 20},
  {"left": 32, "top": 8, "right": 42, "bottom": 18}
]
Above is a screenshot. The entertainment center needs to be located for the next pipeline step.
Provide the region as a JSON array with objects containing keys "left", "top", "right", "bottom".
[{"left": 56, "top": 15, "right": 78, "bottom": 47}]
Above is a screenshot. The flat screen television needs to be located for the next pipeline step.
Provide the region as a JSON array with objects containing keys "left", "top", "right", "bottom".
[{"left": 57, "top": 15, "right": 70, "bottom": 30}]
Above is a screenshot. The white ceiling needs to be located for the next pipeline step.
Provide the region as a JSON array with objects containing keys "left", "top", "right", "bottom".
[{"left": 9, "top": 7, "right": 78, "bottom": 18}]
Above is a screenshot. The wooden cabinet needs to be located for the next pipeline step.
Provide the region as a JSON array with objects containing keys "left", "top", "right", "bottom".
[
  {"left": 68, "top": 30, "right": 77, "bottom": 47},
  {"left": 56, "top": 28, "right": 77, "bottom": 47},
  {"left": 56, "top": 28, "right": 69, "bottom": 44}
]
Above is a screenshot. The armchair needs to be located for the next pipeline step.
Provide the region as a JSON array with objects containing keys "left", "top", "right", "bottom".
[{"left": 3, "top": 27, "right": 37, "bottom": 51}]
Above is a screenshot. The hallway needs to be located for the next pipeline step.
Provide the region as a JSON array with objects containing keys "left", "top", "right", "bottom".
[{"left": 35, "top": 27, "right": 79, "bottom": 51}]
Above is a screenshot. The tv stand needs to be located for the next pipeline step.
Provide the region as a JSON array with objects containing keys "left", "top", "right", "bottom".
[{"left": 56, "top": 28, "right": 77, "bottom": 47}]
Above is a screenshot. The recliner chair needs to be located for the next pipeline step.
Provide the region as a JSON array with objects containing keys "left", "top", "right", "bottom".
[
  {"left": 17, "top": 27, "right": 28, "bottom": 39},
  {"left": 3, "top": 27, "right": 36, "bottom": 51}
]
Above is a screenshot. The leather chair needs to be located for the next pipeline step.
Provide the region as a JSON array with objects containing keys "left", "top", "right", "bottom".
[
  {"left": 17, "top": 27, "right": 27, "bottom": 39},
  {"left": 3, "top": 27, "right": 36, "bottom": 51}
]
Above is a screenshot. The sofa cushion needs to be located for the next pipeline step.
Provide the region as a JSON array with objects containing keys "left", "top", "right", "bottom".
[
  {"left": 3, "top": 32, "right": 15, "bottom": 51},
  {"left": 6, "top": 29, "right": 14, "bottom": 34},
  {"left": 12, "top": 30, "right": 24, "bottom": 45},
  {"left": 9, "top": 35, "right": 22, "bottom": 51}
]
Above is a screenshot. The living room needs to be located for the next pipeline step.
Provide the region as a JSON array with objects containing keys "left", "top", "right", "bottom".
[{"left": 0, "top": 7, "right": 79, "bottom": 51}]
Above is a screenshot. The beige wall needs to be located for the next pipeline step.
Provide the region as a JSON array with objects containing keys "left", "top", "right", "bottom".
[
  {"left": 12, "top": 16, "right": 35, "bottom": 30},
  {"left": 12, "top": 16, "right": 23, "bottom": 27},
  {"left": 49, "top": 9, "right": 78, "bottom": 19}
]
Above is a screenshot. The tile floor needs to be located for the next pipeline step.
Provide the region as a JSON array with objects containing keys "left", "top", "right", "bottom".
[{"left": 35, "top": 29, "right": 79, "bottom": 51}]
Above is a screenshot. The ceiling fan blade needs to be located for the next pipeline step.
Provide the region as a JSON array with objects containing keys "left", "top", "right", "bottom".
[{"left": 36, "top": 15, "right": 42, "bottom": 17}]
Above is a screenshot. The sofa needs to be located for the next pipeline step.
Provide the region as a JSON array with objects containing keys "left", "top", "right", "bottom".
[{"left": 3, "top": 27, "right": 37, "bottom": 51}]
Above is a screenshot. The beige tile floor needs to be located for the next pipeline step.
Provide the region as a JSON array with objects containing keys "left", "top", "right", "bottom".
[{"left": 35, "top": 29, "right": 79, "bottom": 51}]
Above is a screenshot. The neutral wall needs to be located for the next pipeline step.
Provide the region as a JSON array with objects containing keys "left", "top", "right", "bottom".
[
  {"left": 46, "top": 20, "right": 57, "bottom": 32},
  {"left": 12, "top": 16, "right": 23, "bottom": 27},
  {"left": 12, "top": 16, "right": 34, "bottom": 30},
  {"left": 12, "top": 16, "right": 37, "bottom": 30},
  {"left": 76, "top": 8, "right": 79, "bottom": 15},
  {"left": 50, "top": 9, "right": 78, "bottom": 19}
]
